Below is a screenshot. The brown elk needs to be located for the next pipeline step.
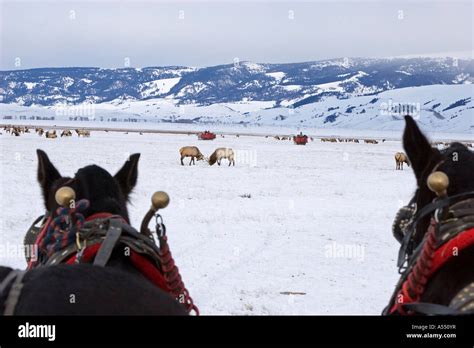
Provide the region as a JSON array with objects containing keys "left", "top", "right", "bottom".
[
  {"left": 61, "top": 129, "right": 72, "bottom": 137},
  {"left": 76, "top": 129, "right": 90, "bottom": 137},
  {"left": 179, "top": 146, "right": 205, "bottom": 166},
  {"left": 45, "top": 130, "right": 57, "bottom": 139}
]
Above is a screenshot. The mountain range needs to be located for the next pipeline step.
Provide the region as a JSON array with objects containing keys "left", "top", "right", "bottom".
[{"left": 0, "top": 57, "right": 473, "bottom": 132}]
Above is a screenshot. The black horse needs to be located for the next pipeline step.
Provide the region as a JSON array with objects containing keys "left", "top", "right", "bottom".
[
  {"left": 386, "top": 116, "right": 474, "bottom": 314},
  {"left": 0, "top": 150, "right": 187, "bottom": 315}
]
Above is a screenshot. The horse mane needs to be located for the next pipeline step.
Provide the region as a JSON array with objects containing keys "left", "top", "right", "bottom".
[{"left": 208, "top": 150, "right": 218, "bottom": 166}]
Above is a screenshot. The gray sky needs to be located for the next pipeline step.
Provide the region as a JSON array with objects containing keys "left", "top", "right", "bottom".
[{"left": 0, "top": 0, "right": 472, "bottom": 70}]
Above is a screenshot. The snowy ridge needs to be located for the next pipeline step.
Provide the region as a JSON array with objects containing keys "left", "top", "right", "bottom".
[
  {"left": 1, "top": 58, "right": 473, "bottom": 133},
  {"left": 1, "top": 57, "right": 473, "bottom": 107},
  {"left": 1, "top": 84, "right": 472, "bottom": 133}
]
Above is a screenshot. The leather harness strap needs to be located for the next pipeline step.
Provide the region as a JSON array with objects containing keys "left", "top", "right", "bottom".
[
  {"left": 386, "top": 194, "right": 474, "bottom": 315},
  {"left": 449, "top": 282, "right": 474, "bottom": 313},
  {"left": 93, "top": 219, "right": 123, "bottom": 267}
]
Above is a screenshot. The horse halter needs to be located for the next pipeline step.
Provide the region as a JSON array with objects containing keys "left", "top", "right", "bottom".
[
  {"left": 386, "top": 166, "right": 474, "bottom": 315},
  {"left": 393, "top": 165, "right": 474, "bottom": 269},
  {"left": 20, "top": 187, "right": 199, "bottom": 315}
]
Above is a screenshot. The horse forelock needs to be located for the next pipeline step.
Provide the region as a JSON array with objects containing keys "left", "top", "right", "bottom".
[{"left": 72, "top": 165, "right": 129, "bottom": 219}]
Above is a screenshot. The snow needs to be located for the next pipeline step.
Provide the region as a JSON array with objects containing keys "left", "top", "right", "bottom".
[
  {"left": 395, "top": 70, "right": 412, "bottom": 76},
  {"left": 176, "top": 82, "right": 207, "bottom": 97},
  {"left": 315, "top": 71, "right": 370, "bottom": 93},
  {"left": 251, "top": 84, "right": 474, "bottom": 133},
  {"left": 1, "top": 84, "right": 472, "bottom": 133},
  {"left": 266, "top": 72, "right": 286, "bottom": 81},
  {"left": 62, "top": 77, "right": 74, "bottom": 89},
  {"left": 279, "top": 85, "right": 303, "bottom": 92},
  {"left": 242, "top": 62, "right": 265, "bottom": 72},
  {"left": 24, "top": 82, "right": 38, "bottom": 90},
  {"left": 0, "top": 128, "right": 457, "bottom": 314},
  {"left": 316, "top": 80, "right": 345, "bottom": 92},
  {"left": 140, "top": 77, "right": 181, "bottom": 98}
]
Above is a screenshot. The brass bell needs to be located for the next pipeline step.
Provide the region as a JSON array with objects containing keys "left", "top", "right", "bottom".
[
  {"left": 427, "top": 171, "right": 449, "bottom": 197},
  {"left": 55, "top": 186, "right": 76, "bottom": 206},
  {"left": 151, "top": 191, "right": 170, "bottom": 211}
]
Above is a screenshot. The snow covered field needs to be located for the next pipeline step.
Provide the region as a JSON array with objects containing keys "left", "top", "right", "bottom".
[{"left": 0, "top": 128, "right": 439, "bottom": 314}]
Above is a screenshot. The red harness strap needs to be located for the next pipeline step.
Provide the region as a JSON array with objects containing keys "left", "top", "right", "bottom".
[
  {"left": 85, "top": 212, "right": 128, "bottom": 224},
  {"left": 30, "top": 212, "right": 170, "bottom": 293},
  {"left": 29, "top": 211, "right": 197, "bottom": 314},
  {"left": 27, "top": 215, "right": 53, "bottom": 270},
  {"left": 390, "top": 224, "right": 474, "bottom": 314},
  {"left": 431, "top": 227, "right": 474, "bottom": 274},
  {"left": 64, "top": 243, "right": 170, "bottom": 293}
]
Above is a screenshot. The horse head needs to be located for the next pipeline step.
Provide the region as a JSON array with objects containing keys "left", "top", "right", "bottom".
[
  {"left": 402, "top": 116, "right": 474, "bottom": 246},
  {"left": 386, "top": 116, "right": 474, "bottom": 315},
  {"left": 36, "top": 149, "right": 140, "bottom": 222}
]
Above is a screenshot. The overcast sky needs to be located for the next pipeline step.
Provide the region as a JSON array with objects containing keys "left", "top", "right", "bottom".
[{"left": 0, "top": 0, "right": 472, "bottom": 70}]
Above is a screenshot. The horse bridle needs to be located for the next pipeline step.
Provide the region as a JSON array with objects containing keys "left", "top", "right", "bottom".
[
  {"left": 387, "top": 171, "right": 474, "bottom": 316},
  {"left": 394, "top": 191, "right": 474, "bottom": 271},
  {"left": 1, "top": 189, "right": 199, "bottom": 315}
]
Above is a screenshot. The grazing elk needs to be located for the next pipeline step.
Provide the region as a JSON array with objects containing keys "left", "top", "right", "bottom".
[
  {"left": 179, "top": 146, "right": 205, "bottom": 166},
  {"left": 61, "top": 130, "right": 72, "bottom": 137},
  {"left": 209, "top": 148, "right": 235, "bottom": 166},
  {"left": 76, "top": 129, "right": 90, "bottom": 137},
  {"left": 11, "top": 129, "right": 20, "bottom": 136},
  {"left": 45, "top": 130, "right": 57, "bottom": 139},
  {"left": 394, "top": 152, "right": 410, "bottom": 170}
]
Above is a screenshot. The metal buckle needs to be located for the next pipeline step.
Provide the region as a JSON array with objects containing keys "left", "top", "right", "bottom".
[{"left": 155, "top": 214, "right": 166, "bottom": 237}]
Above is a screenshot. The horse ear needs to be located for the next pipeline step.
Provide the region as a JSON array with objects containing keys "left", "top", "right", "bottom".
[
  {"left": 403, "top": 116, "right": 440, "bottom": 182},
  {"left": 37, "top": 149, "right": 61, "bottom": 209},
  {"left": 114, "top": 153, "right": 140, "bottom": 200}
]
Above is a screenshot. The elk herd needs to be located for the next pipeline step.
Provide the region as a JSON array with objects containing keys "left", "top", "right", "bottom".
[
  {"left": 1, "top": 125, "right": 472, "bottom": 171},
  {"left": 1, "top": 125, "right": 91, "bottom": 138}
]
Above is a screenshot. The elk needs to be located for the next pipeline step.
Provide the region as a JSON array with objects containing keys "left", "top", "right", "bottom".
[
  {"left": 45, "top": 130, "right": 57, "bottom": 139},
  {"left": 179, "top": 146, "right": 205, "bottom": 166},
  {"left": 394, "top": 152, "right": 410, "bottom": 170},
  {"left": 76, "top": 129, "right": 90, "bottom": 137},
  {"left": 209, "top": 148, "right": 235, "bottom": 166}
]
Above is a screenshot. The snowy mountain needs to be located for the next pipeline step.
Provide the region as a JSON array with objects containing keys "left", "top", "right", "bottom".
[
  {"left": 0, "top": 58, "right": 473, "bottom": 132},
  {"left": 1, "top": 58, "right": 473, "bottom": 107}
]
